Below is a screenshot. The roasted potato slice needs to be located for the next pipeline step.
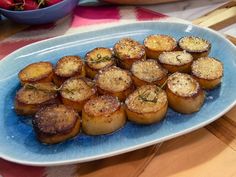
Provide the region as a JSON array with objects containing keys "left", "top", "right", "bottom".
[
  {"left": 178, "top": 36, "right": 211, "bottom": 60},
  {"left": 158, "top": 51, "right": 193, "bottom": 73},
  {"left": 18, "top": 62, "right": 53, "bottom": 85},
  {"left": 95, "top": 66, "right": 134, "bottom": 101},
  {"left": 82, "top": 95, "right": 126, "bottom": 135},
  {"left": 114, "top": 38, "right": 146, "bottom": 69},
  {"left": 53, "top": 56, "right": 85, "bottom": 86},
  {"left": 191, "top": 57, "right": 223, "bottom": 89},
  {"left": 131, "top": 59, "right": 168, "bottom": 87},
  {"left": 144, "top": 34, "right": 177, "bottom": 59},
  {"left": 15, "top": 82, "right": 58, "bottom": 116},
  {"left": 85, "top": 47, "right": 115, "bottom": 78},
  {"left": 166, "top": 72, "right": 205, "bottom": 114},
  {"left": 60, "top": 77, "right": 96, "bottom": 112},
  {"left": 33, "top": 104, "right": 80, "bottom": 144},
  {"left": 125, "top": 85, "right": 168, "bottom": 124}
]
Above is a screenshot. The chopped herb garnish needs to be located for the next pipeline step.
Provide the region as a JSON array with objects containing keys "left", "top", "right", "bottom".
[
  {"left": 90, "top": 55, "right": 111, "bottom": 64},
  {"left": 176, "top": 55, "right": 182, "bottom": 63},
  {"left": 138, "top": 89, "right": 158, "bottom": 103},
  {"left": 137, "top": 82, "right": 166, "bottom": 103},
  {"left": 24, "top": 83, "right": 78, "bottom": 94},
  {"left": 24, "top": 84, "right": 57, "bottom": 93}
]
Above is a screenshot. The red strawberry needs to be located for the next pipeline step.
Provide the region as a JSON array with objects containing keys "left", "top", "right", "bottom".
[
  {"left": 45, "top": 0, "right": 62, "bottom": 6},
  {"left": 22, "top": 0, "right": 38, "bottom": 10},
  {"left": 0, "top": 0, "right": 14, "bottom": 9}
]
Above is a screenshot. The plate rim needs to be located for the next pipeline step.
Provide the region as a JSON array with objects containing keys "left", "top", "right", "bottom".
[{"left": 1, "top": 21, "right": 236, "bottom": 166}]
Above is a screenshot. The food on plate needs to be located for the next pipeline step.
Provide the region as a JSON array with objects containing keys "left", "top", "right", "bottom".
[
  {"left": 18, "top": 61, "right": 53, "bottom": 85},
  {"left": 85, "top": 47, "right": 115, "bottom": 78},
  {"left": 114, "top": 38, "right": 146, "bottom": 69},
  {"left": 53, "top": 56, "right": 85, "bottom": 86},
  {"left": 158, "top": 51, "right": 193, "bottom": 73},
  {"left": 191, "top": 57, "right": 223, "bottom": 89},
  {"left": 144, "top": 34, "right": 177, "bottom": 59},
  {"left": 131, "top": 59, "right": 168, "bottom": 87},
  {"left": 82, "top": 95, "right": 126, "bottom": 135},
  {"left": 13, "top": 33, "right": 223, "bottom": 144},
  {"left": 32, "top": 104, "right": 80, "bottom": 144},
  {"left": 125, "top": 85, "right": 168, "bottom": 124},
  {"left": 95, "top": 66, "right": 134, "bottom": 101},
  {"left": 166, "top": 72, "right": 205, "bottom": 114},
  {"left": 178, "top": 36, "right": 211, "bottom": 60},
  {"left": 60, "top": 77, "right": 96, "bottom": 112},
  {"left": 14, "top": 82, "right": 58, "bottom": 116}
]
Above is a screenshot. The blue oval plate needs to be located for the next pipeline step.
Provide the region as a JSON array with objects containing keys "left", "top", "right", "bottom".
[{"left": 0, "top": 22, "right": 236, "bottom": 166}]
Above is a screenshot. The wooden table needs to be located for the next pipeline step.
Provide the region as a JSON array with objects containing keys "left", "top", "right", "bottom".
[{"left": 0, "top": 2, "right": 236, "bottom": 177}]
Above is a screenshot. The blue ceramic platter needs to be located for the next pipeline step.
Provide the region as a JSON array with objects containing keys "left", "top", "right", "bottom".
[{"left": 0, "top": 22, "right": 236, "bottom": 166}]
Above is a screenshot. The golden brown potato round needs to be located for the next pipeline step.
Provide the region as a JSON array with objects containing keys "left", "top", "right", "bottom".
[
  {"left": 166, "top": 72, "right": 205, "bottom": 114},
  {"left": 178, "top": 36, "right": 211, "bottom": 60},
  {"left": 158, "top": 51, "right": 193, "bottom": 73},
  {"left": 131, "top": 59, "right": 168, "bottom": 87},
  {"left": 60, "top": 77, "right": 96, "bottom": 112},
  {"left": 125, "top": 85, "right": 168, "bottom": 124},
  {"left": 144, "top": 35, "right": 177, "bottom": 59},
  {"left": 18, "top": 62, "right": 53, "bottom": 85},
  {"left": 15, "top": 82, "right": 58, "bottom": 116},
  {"left": 114, "top": 38, "right": 146, "bottom": 69},
  {"left": 33, "top": 104, "right": 80, "bottom": 144},
  {"left": 82, "top": 95, "right": 126, "bottom": 135},
  {"left": 85, "top": 47, "right": 115, "bottom": 78},
  {"left": 191, "top": 57, "right": 223, "bottom": 89},
  {"left": 95, "top": 66, "right": 134, "bottom": 101},
  {"left": 53, "top": 56, "right": 85, "bottom": 87}
]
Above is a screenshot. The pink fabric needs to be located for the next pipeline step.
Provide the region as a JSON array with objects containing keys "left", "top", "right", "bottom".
[
  {"left": 71, "top": 6, "right": 120, "bottom": 27},
  {"left": 0, "top": 39, "right": 47, "bottom": 60},
  {"left": 136, "top": 7, "right": 167, "bottom": 20},
  {"left": 0, "top": 5, "right": 167, "bottom": 177}
]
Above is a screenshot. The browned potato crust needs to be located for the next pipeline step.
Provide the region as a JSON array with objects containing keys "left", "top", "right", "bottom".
[
  {"left": 82, "top": 95, "right": 126, "bottom": 135},
  {"left": 125, "top": 85, "right": 168, "bottom": 124},
  {"left": 144, "top": 35, "right": 177, "bottom": 59},
  {"left": 53, "top": 56, "right": 85, "bottom": 86},
  {"left": 178, "top": 36, "right": 211, "bottom": 60},
  {"left": 158, "top": 51, "right": 193, "bottom": 73},
  {"left": 85, "top": 47, "right": 115, "bottom": 78},
  {"left": 33, "top": 104, "right": 80, "bottom": 144},
  {"left": 18, "top": 62, "right": 53, "bottom": 85},
  {"left": 95, "top": 66, "right": 134, "bottom": 101},
  {"left": 166, "top": 72, "right": 205, "bottom": 114},
  {"left": 60, "top": 77, "right": 97, "bottom": 112},
  {"left": 131, "top": 59, "right": 168, "bottom": 87},
  {"left": 191, "top": 57, "right": 223, "bottom": 89},
  {"left": 114, "top": 38, "right": 146, "bottom": 69},
  {"left": 15, "top": 82, "right": 58, "bottom": 116}
]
